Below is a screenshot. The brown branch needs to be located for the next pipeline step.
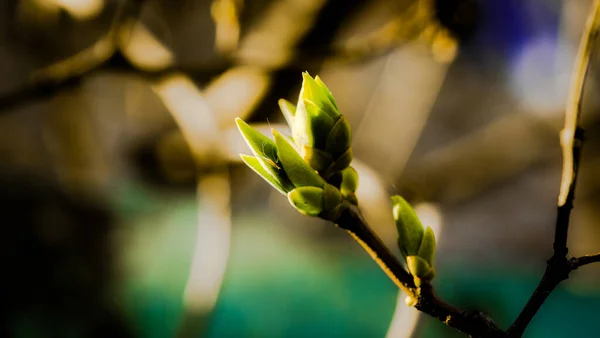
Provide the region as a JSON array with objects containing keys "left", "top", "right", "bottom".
[
  {"left": 506, "top": 1, "right": 600, "bottom": 337},
  {"left": 336, "top": 205, "right": 506, "bottom": 338}
]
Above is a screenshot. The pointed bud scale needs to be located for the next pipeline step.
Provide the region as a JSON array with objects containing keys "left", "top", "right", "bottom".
[
  {"left": 240, "top": 155, "right": 292, "bottom": 194},
  {"left": 315, "top": 75, "right": 339, "bottom": 110},
  {"left": 273, "top": 129, "right": 324, "bottom": 188},
  {"left": 303, "top": 146, "right": 333, "bottom": 172},
  {"left": 418, "top": 227, "right": 436, "bottom": 267},
  {"left": 278, "top": 98, "right": 296, "bottom": 129},
  {"left": 236, "top": 118, "right": 279, "bottom": 163},
  {"left": 302, "top": 99, "right": 335, "bottom": 149},
  {"left": 331, "top": 147, "right": 353, "bottom": 171},
  {"left": 340, "top": 166, "right": 359, "bottom": 193},
  {"left": 300, "top": 72, "right": 339, "bottom": 120},
  {"left": 292, "top": 100, "right": 310, "bottom": 148},
  {"left": 344, "top": 192, "right": 358, "bottom": 206},
  {"left": 325, "top": 116, "right": 352, "bottom": 158},
  {"left": 322, "top": 183, "right": 342, "bottom": 211},
  {"left": 391, "top": 195, "right": 424, "bottom": 258}
]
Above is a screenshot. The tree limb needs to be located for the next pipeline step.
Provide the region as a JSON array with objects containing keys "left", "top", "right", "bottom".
[
  {"left": 506, "top": 1, "right": 600, "bottom": 336},
  {"left": 570, "top": 253, "right": 600, "bottom": 269}
]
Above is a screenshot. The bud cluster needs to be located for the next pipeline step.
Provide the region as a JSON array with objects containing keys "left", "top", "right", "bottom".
[{"left": 236, "top": 73, "right": 358, "bottom": 220}]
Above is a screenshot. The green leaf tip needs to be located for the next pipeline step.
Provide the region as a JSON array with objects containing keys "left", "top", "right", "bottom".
[
  {"left": 392, "top": 195, "right": 424, "bottom": 258},
  {"left": 315, "top": 75, "right": 338, "bottom": 110},
  {"left": 240, "top": 154, "right": 289, "bottom": 195},
  {"left": 300, "top": 72, "right": 339, "bottom": 120},
  {"left": 278, "top": 99, "right": 296, "bottom": 128},
  {"left": 236, "top": 118, "right": 279, "bottom": 163}
]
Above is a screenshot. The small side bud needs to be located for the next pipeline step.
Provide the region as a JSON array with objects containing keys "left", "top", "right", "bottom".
[
  {"left": 340, "top": 166, "right": 359, "bottom": 193},
  {"left": 288, "top": 186, "right": 324, "bottom": 216},
  {"left": 340, "top": 166, "right": 359, "bottom": 205}
]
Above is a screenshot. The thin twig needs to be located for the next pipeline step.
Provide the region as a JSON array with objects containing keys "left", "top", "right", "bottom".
[
  {"left": 570, "top": 253, "right": 600, "bottom": 269},
  {"left": 506, "top": 1, "right": 600, "bottom": 337},
  {"left": 336, "top": 205, "right": 506, "bottom": 338}
]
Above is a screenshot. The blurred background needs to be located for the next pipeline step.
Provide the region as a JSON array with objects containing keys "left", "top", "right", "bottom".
[{"left": 1, "top": 0, "right": 600, "bottom": 337}]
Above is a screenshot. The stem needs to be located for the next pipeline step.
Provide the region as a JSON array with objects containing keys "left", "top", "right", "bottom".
[
  {"left": 506, "top": 2, "right": 600, "bottom": 336},
  {"left": 337, "top": 204, "right": 415, "bottom": 292},
  {"left": 336, "top": 205, "right": 506, "bottom": 337},
  {"left": 570, "top": 253, "right": 600, "bottom": 269}
]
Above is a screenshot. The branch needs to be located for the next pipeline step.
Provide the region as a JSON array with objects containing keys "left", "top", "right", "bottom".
[
  {"left": 570, "top": 253, "right": 600, "bottom": 269},
  {"left": 506, "top": 1, "right": 600, "bottom": 336},
  {"left": 336, "top": 205, "right": 506, "bottom": 338},
  {"left": 0, "top": 50, "right": 230, "bottom": 114}
]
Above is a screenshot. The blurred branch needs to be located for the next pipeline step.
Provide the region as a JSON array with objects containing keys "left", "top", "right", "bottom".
[
  {"left": 570, "top": 253, "right": 600, "bottom": 269},
  {"left": 0, "top": 0, "right": 456, "bottom": 116},
  {"left": 507, "top": 1, "right": 600, "bottom": 337},
  {"left": 0, "top": 0, "right": 151, "bottom": 112},
  {"left": 315, "top": 0, "right": 458, "bottom": 66},
  {"left": 0, "top": 50, "right": 231, "bottom": 113}
]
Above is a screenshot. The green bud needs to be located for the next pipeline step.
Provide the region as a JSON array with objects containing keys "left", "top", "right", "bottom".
[
  {"left": 340, "top": 166, "right": 359, "bottom": 205},
  {"left": 418, "top": 227, "right": 436, "bottom": 267},
  {"left": 340, "top": 166, "right": 359, "bottom": 193},
  {"left": 236, "top": 118, "right": 279, "bottom": 164},
  {"left": 288, "top": 186, "right": 324, "bottom": 216},
  {"left": 406, "top": 255, "right": 435, "bottom": 286},
  {"left": 331, "top": 147, "right": 353, "bottom": 171},
  {"left": 315, "top": 75, "right": 339, "bottom": 110},
  {"left": 300, "top": 72, "right": 339, "bottom": 120},
  {"left": 391, "top": 195, "right": 424, "bottom": 258},
  {"left": 273, "top": 129, "right": 324, "bottom": 188},
  {"left": 278, "top": 98, "right": 296, "bottom": 129},
  {"left": 240, "top": 155, "right": 293, "bottom": 194},
  {"left": 302, "top": 146, "right": 333, "bottom": 172},
  {"left": 325, "top": 116, "right": 352, "bottom": 159}
]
